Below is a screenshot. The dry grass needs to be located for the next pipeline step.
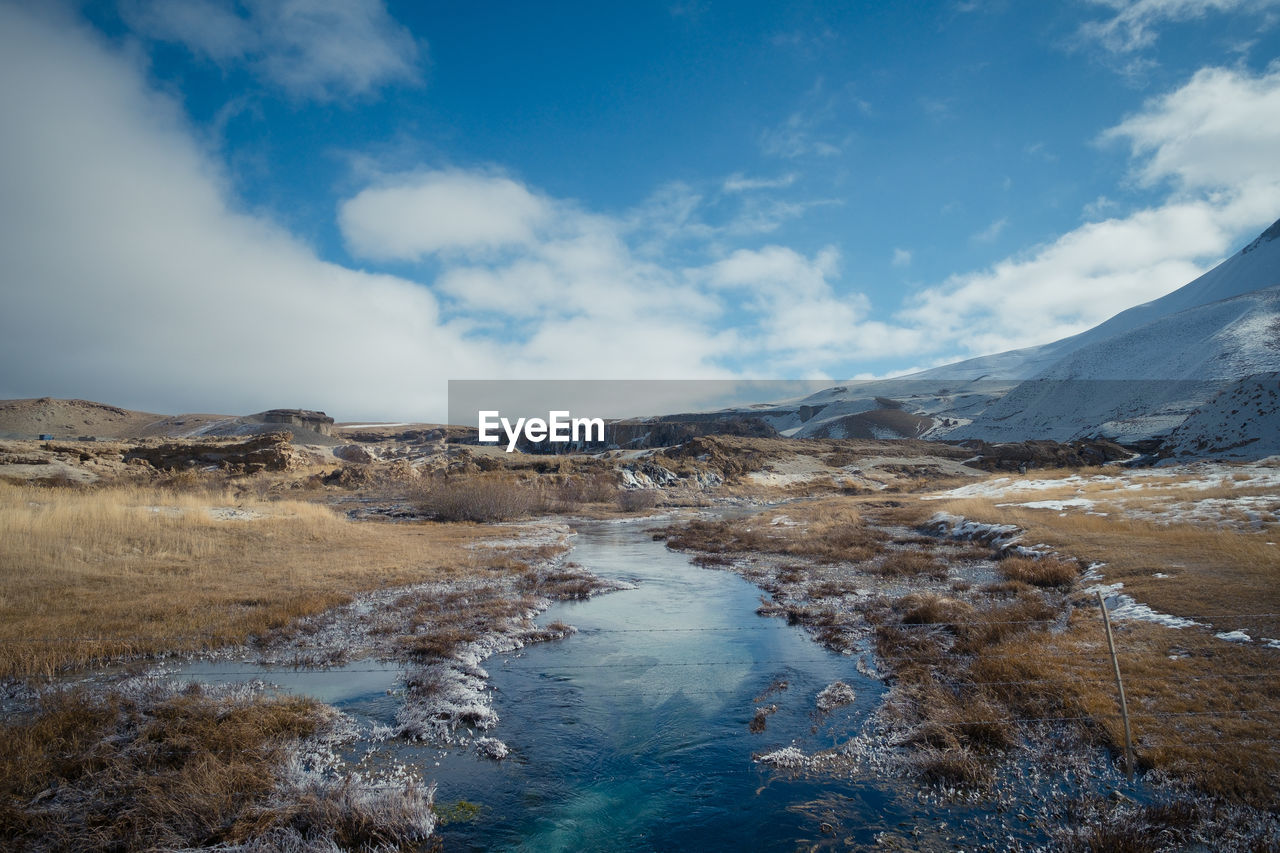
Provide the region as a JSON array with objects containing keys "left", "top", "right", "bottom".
[
  {"left": 927, "top": 495, "right": 1280, "bottom": 634},
  {"left": 617, "top": 489, "right": 660, "bottom": 513},
  {"left": 660, "top": 499, "right": 885, "bottom": 563},
  {"left": 895, "top": 489, "right": 1280, "bottom": 808},
  {"left": 0, "top": 686, "right": 318, "bottom": 850},
  {"left": 391, "top": 585, "right": 540, "bottom": 660},
  {"left": 996, "top": 555, "right": 1081, "bottom": 588},
  {"left": 0, "top": 684, "right": 435, "bottom": 851},
  {"left": 413, "top": 471, "right": 622, "bottom": 521},
  {"left": 869, "top": 587, "right": 1081, "bottom": 790},
  {"left": 874, "top": 550, "right": 948, "bottom": 578},
  {"left": 413, "top": 473, "right": 541, "bottom": 522},
  {"left": 0, "top": 481, "right": 523, "bottom": 679},
  {"left": 967, "top": 615, "right": 1280, "bottom": 809}
]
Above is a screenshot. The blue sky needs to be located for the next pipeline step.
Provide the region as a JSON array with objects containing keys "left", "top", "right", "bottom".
[{"left": 1, "top": 1, "right": 1279, "bottom": 419}]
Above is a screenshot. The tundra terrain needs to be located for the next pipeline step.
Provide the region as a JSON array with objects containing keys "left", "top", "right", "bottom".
[{"left": 1, "top": 414, "right": 1277, "bottom": 850}]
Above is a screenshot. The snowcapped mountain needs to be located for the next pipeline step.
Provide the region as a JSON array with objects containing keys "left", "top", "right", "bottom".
[
  {"left": 1159, "top": 373, "right": 1280, "bottom": 460},
  {"left": 947, "top": 283, "right": 1280, "bottom": 441},
  {"left": 943, "top": 218, "right": 1280, "bottom": 443},
  {"left": 711, "top": 216, "right": 1280, "bottom": 453},
  {"left": 914, "top": 216, "right": 1280, "bottom": 383}
]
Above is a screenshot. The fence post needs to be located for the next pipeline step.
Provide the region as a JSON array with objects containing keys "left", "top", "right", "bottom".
[{"left": 1097, "top": 590, "right": 1136, "bottom": 779}]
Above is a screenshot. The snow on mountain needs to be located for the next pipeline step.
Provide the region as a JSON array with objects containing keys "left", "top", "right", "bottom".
[
  {"left": 948, "top": 284, "right": 1280, "bottom": 441},
  {"left": 916, "top": 217, "right": 1280, "bottom": 446},
  {"left": 737, "top": 377, "right": 1018, "bottom": 440},
  {"left": 1160, "top": 373, "right": 1280, "bottom": 460},
  {"left": 914, "top": 216, "right": 1280, "bottom": 383}
]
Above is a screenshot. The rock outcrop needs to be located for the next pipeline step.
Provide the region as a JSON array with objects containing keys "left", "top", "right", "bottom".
[
  {"left": 257, "top": 409, "right": 335, "bottom": 436},
  {"left": 123, "top": 433, "right": 302, "bottom": 473},
  {"left": 956, "top": 438, "right": 1133, "bottom": 472}
]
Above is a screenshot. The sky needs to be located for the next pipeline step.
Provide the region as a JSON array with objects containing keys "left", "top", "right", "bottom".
[{"left": 1, "top": 0, "right": 1279, "bottom": 421}]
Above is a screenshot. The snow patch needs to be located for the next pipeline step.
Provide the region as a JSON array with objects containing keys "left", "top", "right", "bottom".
[
  {"left": 475, "top": 736, "right": 510, "bottom": 760},
  {"left": 1002, "top": 498, "right": 1097, "bottom": 511},
  {"left": 1087, "top": 582, "right": 1205, "bottom": 629}
]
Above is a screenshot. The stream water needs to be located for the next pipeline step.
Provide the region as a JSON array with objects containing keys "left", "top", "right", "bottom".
[
  {"left": 170, "top": 516, "right": 1128, "bottom": 850},
  {"left": 425, "top": 517, "right": 890, "bottom": 851}
]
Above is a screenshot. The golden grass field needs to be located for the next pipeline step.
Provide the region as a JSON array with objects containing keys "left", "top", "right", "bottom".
[
  {"left": 0, "top": 480, "right": 522, "bottom": 679},
  {"left": 873, "top": 475, "right": 1280, "bottom": 809}
]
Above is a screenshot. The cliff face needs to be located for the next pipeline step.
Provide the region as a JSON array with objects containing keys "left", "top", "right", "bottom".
[{"left": 257, "top": 409, "right": 335, "bottom": 436}]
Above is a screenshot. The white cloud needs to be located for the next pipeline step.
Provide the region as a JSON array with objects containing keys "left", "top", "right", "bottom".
[
  {"left": 1025, "top": 141, "right": 1057, "bottom": 162},
  {"left": 339, "top": 171, "right": 552, "bottom": 260},
  {"left": 972, "top": 217, "right": 1008, "bottom": 243},
  {"left": 722, "top": 172, "right": 799, "bottom": 193},
  {"left": 705, "top": 245, "right": 840, "bottom": 295},
  {"left": 1101, "top": 64, "right": 1280, "bottom": 192},
  {"left": 1082, "top": 195, "right": 1119, "bottom": 220},
  {"left": 700, "top": 246, "right": 922, "bottom": 367},
  {"left": 760, "top": 111, "right": 843, "bottom": 158},
  {"left": 758, "top": 78, "right": 862, "bottom": 159},
  {"left": 895, "top": 63, "right": 1280, "bottom": 360},
  {"left": 0, "top": 4, "right": 872, "bottom": 420},
  {"left": 1079, "top": 0, "right": 1280, "bottom": 53},
  {"left": 8, "top": 4, "right": 1280, "bottom": 422},
  {"left": 892, "top": 248, "right": 912, "bottom": 267},
  {"left": 121, "top": 0, "right": 422, "bottom": 100},
  {"left": 903, "top": 202, "right": 1231, "bottom": 354}
]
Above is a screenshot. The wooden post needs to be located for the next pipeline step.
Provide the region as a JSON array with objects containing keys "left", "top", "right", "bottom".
[{"left": 1097, "top": 590, "right": 1136, "bottom": 778}]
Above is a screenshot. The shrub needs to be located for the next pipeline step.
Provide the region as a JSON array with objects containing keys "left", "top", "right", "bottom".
[
  {"left": 953, "top": 593, "right": 1058, "bottom": 654},
  {"left": 916, "top": 747, "right": 994, "bottom": 788},
  {"left": 542, "top": 473, "right": 618, "bottom": 511},
  {"left": 896, "top": 593, "right": 974, "bottom": 628},
  {"left": 875, "top": 550, "right": 948, "bottom": 578},
  {"left": 415, "top": 475, "right": 536, "bottom": 522},
  {"left": 617, "top": 489, "right": 660, "bottom": 513}
]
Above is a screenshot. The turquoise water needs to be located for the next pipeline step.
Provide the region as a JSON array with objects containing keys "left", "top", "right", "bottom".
[{"left": 427, "top": 518, "right": 893, "bottom": 851}]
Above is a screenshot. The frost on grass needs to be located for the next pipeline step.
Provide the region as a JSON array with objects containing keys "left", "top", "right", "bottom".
[
  {"left": 393, "top": 617, "right": 579, "bottom": 744},
  {"left": 169, "top": 521, "right": 609, "bottom": 757},
  {"left": 5, "top": 681, "right": 437, "bottom": 853},
  {"left": 816, "top": 681, "right": 856, "bottom": 712},
  {"left": 755, "top": 746, "right": 811, "bottom": 770},
  {"left": 475, "top": 737, "right": 510, "bottom": 760}
]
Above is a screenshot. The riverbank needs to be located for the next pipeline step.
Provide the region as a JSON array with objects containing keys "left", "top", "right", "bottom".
[
  {"left": 658, "top": 487, "right": 1280, "bottom": 849},
  {"left": 0, "top": 482, "right": 621, "bottom": 851}
]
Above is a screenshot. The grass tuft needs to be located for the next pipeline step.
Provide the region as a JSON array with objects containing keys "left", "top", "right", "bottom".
[{"left": 997, "top": 555, "right": 1080, "bottom": 588}]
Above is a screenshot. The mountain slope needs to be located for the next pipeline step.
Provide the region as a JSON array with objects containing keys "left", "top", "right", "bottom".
[
  {"left": 1160, "top": 373, "right": 1280, "bottom": 460},
  {"left": 949, "top": 285, "right": 1280, "bottom": 441},
  {"left": 913, "top": 216, "right": 1280, "bottom": 382}
]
